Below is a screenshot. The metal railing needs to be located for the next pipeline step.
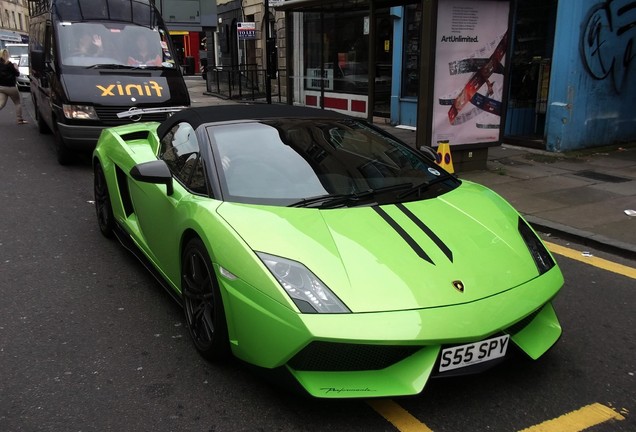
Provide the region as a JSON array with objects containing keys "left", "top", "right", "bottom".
[{"left": 205, "top": 64, "right": 286, "bottom": 103}]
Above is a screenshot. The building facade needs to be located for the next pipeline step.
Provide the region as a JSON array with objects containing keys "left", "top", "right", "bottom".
[
  {"left": 0, "top": 0, "right": 30, "bottom": 46},
  {"left": 154, "top": 0, "right": 217, "bottom": 74},
  {"left": 274, "top": 0, "right": 635, "bottom": 153}
]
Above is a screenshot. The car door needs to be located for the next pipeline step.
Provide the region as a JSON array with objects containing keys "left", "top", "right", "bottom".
[{"left": 130, "top": 122, "right": 209, "bottom": 282}]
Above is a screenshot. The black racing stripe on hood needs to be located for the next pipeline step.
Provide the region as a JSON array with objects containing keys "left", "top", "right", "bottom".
[
  {"left": 372, "top": 205, "right": 434, "bottom": 265},
  {"left": 396, "top": 203, "right": 454, "bottom": 263}
]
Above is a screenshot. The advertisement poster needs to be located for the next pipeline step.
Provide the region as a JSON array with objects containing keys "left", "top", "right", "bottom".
[{"left": 432, "top": 0, "right": 510, "bottom": 147}]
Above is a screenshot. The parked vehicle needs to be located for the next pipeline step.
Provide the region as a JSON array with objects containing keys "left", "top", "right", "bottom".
[
  {"left": 16, "top": 55, "right": 29, "bottom": 91},
  {"left": 28, "top": 0, "right": 190, "bottom": 164},
  {"left": 5, "top": 43, "right": 28, "bottom": 61},
  {"left": 93, "top": 104, "right": 564, "bottom": 398}
]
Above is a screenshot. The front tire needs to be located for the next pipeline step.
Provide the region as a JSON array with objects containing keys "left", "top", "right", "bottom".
[
  {"left": 94, "top": 161, "right": 114, "bottom": 238},
  {"left": 53, "top": 125, "right": 73, "bottom": 165},
  {"left": 32, "top": 96, "right": 51, "bottom": 135},
  {"left": 182, "top": 238, "right": 230, "bottom": 361}
]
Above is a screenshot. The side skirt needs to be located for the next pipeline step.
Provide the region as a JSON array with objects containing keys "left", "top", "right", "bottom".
[{"left": 113, "top": 222, "right": 183, "bottom": 307}]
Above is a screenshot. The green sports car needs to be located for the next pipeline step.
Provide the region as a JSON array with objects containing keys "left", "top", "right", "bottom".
[{"left": 93, "top": 105, "right": 563, "bottom": 398}]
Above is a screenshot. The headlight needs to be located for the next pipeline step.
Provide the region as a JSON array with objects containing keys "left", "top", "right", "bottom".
[
  {"left": 518, "top": 217, "right": 555, "bottom": 275},
  {"left": 63, "top": 104, "right": 98, "bottom": 120},
  {"left": 257, "top": 252, "right": 350, "bottom": 314}
]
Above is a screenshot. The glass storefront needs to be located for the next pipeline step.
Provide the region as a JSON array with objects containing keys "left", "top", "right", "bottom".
[
  {"left": 504, "top": 0, "right": 557, "bottom": 142},
  {"left": 301, "top": 9, "right": 392, "bottom": 116}
]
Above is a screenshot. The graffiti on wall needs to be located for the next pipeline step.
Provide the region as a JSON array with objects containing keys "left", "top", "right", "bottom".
[{"left": 582, "top": 0, "right": 636, "bottom": 93}]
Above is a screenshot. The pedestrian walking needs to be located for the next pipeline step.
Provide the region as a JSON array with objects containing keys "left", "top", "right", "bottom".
[{"left": 0, "top": 49, "right": 27, "bottom": 124}]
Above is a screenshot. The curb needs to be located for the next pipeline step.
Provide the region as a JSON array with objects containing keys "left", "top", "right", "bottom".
[{"left": 525, "top": 215, "right": 636, "bottom": 260}]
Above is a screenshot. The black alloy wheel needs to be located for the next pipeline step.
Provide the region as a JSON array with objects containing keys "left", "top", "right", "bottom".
[
  {"left": 182, "top": 238, "right": 230, "bottom": 361},
  {"left": 94, "top": 162, "right": 114, "bottom": 238}
]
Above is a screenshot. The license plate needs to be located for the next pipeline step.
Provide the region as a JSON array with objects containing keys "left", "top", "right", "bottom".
[{"left": 439, "top": 334, "right": 510, "bottom": 372}]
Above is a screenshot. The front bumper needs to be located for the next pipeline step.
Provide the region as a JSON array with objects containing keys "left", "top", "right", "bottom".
[
  {"left": 56, "top": 122, "right": 104, "bottom": 150},
  {"left": 17, "top": 77, "right": 30, "bottom": 89},
  {"left": 219, "top": 266, "right": 563, "bottom": 398}
]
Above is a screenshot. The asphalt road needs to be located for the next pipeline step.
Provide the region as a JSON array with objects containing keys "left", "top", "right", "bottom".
[{"left": 0, "top": 93, "right": 633, "bottom": 431}]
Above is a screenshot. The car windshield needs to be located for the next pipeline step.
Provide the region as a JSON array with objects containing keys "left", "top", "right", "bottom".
[
  {"left": 56, "top": 22, "right": 176, "bottom": 68},
  {"left": 209, "top": 118, "right": 459, "bottom": 206},
  {"left": 7, "top": 44, "right": 28, "bottom": 58}
]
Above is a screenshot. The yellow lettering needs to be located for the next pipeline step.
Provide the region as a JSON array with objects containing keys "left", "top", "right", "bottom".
[
  {"left": 97, "top": 84, "right": 116, "bottom": 96},
  {"left": 96, "top": 81, "right": 164, "bottom": 97},
  {"left": 125, "top": 84, "right": 144, "bottom": 96},
  {"left": 149, "top": 80, "right": 163, "bottom": 97}
]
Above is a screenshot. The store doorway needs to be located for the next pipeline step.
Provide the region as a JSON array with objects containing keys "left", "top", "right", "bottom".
[
  {"left": 374, "top": 12, "right": 393, "bottom": 118},
  {"left": 505, "top": 0, "right": 557, "bottom": 147}
]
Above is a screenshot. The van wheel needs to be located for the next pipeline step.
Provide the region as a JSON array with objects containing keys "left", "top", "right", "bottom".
[
  {"left": 53, "top": 127, "right": 73, "bottom": 165},
  {"left": 33, "top": 97, "right": 51, "bottom": 134}
]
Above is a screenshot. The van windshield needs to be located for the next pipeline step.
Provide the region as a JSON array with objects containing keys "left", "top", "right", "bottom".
[{"left": 57, "top": 22, "right": 177, "bottom": 68}]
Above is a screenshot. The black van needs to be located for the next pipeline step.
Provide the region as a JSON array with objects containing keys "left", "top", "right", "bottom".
[{"left": 28, "top": 0, "right": 190, "bottom": 164}]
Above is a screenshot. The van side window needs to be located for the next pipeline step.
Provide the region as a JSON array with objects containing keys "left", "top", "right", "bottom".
[
  {"left": 46, "top": 24, "right": 54, "bottom": 65},
  {"left": 160, "top": 123, "right": 208, "bottom": 195}
]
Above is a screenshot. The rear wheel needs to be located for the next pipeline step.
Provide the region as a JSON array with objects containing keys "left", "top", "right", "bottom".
[
  {"left": 94, "top": 161, "right": 114, "bottom": 238},
  {"left": 182, "top": 238, "right": 230, "bottom": 361}
]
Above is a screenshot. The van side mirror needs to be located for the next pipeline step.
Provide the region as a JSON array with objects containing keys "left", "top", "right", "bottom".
[{"left": 30, "top": 50, "right": 45, "bottom": 71}]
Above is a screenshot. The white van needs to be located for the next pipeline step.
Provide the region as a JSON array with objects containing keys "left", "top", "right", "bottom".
[
  {"left": 5, "top": 43, "right": 28, "bottom": 61},
  {"left": 17, "top": 54, "right": 29, "bottom": 90}
]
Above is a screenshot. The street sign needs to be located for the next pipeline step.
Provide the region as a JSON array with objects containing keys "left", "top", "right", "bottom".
[{"left": 237, "top": 22, "right": 256, "bottom": 41}]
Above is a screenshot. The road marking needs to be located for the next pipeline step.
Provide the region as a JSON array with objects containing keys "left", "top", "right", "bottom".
[
  {"left": 367, "top": 399, "right": 433, "bottom": 432},
  {"left": 368, "top": 400, "right": 625, "bottom": 432},
  {"left": 545, "top": 241, "right": 636, "bottom": 280},
  {"left": 517, "top": 403, "right": 625, "bottom": 432}
]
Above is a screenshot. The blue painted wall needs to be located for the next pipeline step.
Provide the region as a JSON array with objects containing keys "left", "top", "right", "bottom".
[
  {"left": 546, "top": 0, "right": 636, "bottom": 151},
  {"left": 390, "top": 6, "right": 419, "bottom": 127}
]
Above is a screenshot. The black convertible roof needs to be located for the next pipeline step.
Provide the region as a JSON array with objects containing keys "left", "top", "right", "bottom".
[{"left": 157, "top": 104, "right": 349, "bottom": 137}]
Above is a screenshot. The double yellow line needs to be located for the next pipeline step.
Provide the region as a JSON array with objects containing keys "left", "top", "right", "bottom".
[
  {"left": 545, "top": 241, "right": 636, "bottom": 280},
  {"left": 367, "top": 400, "right": 626, "bottom": 432},
  {"left": 367, "top": 242, "right": 633, "bottom": 431}
]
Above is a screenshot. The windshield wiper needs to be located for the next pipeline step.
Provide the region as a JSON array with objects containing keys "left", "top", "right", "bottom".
[
  {"left": 289, "top": 183, "right": 413, "bottom": 208},
  {"left": 85, "top": 64, "right": 140, "bottom": 70},
  {"left": 397, "top": 173, "right": 457, "bottom": 199},
  {"left": 288, "top": 193, "right": 350, "bottom": 208}
]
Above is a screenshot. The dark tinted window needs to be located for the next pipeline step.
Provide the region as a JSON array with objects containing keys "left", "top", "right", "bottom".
[
  {"left": 160, "top": 123, "right": 207, "bottom": 195},
  {"left": 209, "top": 118, "right": 457, "bottom": 206}
]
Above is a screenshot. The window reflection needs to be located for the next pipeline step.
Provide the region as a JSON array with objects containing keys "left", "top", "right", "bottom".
[
  {"left": 57, "top": 22, "right": 174, "bottom": 67},
  {"left": 209, "top": 118, "right": 449, "bottom": 205}
]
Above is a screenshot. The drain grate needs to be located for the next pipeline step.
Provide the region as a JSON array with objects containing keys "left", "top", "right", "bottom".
[{"left": 574, "top": 170, "right": 632, "bottom": 183}]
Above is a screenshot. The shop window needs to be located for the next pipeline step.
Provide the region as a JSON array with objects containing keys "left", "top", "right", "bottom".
[
  {"left": 303, "top": 11, "right": 370, "bottom": 95},
  {"left": 402, "top": 3, "right": 422, "bottom": 98}
]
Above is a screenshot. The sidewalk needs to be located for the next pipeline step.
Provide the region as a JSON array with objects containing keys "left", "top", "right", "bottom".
[{"left": 185, "top": 77, "right": 636, "bottom": 258}]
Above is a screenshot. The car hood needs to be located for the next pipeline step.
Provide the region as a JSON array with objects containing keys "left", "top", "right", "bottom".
[{"left": 216, "top": 181, "right": 540, "bottom": 313}]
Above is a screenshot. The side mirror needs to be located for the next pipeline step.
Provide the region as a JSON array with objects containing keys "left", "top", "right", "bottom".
[
  {"left": 130, "top": 160, "right": 174, "bottom": 196},
  {"left": 30, "top": 50, "right": 45, "bottom": 71},
  {"left": 419, "top": 146, "right": 438, "bottom": 163}
]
